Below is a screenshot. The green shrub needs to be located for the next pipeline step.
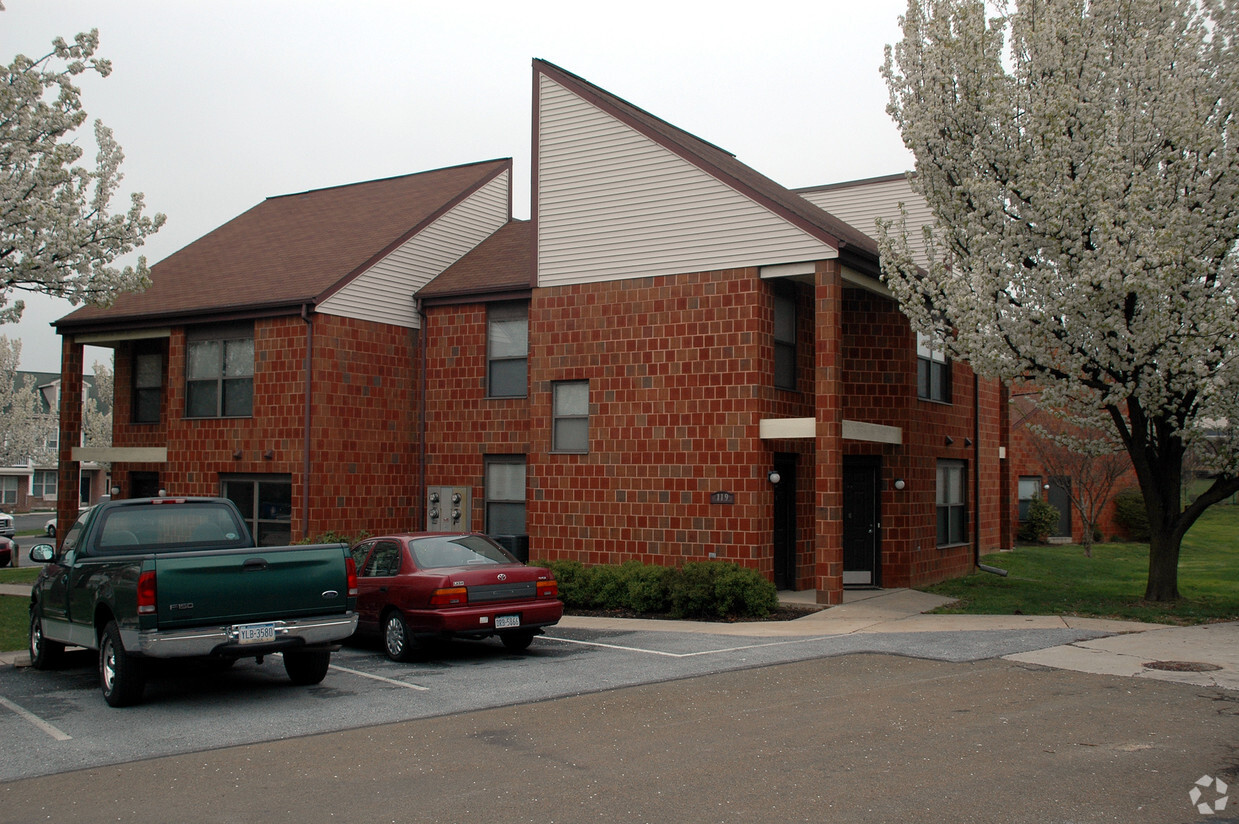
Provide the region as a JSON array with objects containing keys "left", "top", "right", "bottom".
[
  {"left": 1113, "top": 488, "right": 1150, "bottom": 542},
  {"left": 537, "top": 558, "right": 775, "bottom": 620},
  {"left": 298, "top": 530, "right": 369, "bottom": 546},
  {"left": 1018, "top": 497, "right": 1059, "bottom": 543}
]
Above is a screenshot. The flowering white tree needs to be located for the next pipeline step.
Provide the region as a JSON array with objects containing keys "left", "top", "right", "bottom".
[
  {"left": 82, "top": 357, "right": 113, "bottom": 458},
  {"left": 1, "top": 22, "right": 164, "bottom": 325},
  {"left": 879, "top": 0, "right": 1239, "bottom": 601},
  {"left": 0, "top": 336, "right": 56, "bottom": 467}
]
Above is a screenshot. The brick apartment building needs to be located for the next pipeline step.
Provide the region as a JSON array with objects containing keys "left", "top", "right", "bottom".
[{"left": 52, "top": 60, "right": 1015, "bottom": 604}]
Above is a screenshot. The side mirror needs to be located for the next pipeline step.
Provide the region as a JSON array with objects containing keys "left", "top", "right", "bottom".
[{"left": 29, "top": 544, "right": 55, "bottom": 564}]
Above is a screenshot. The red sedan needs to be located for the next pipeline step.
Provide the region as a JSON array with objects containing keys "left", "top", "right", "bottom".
[{"left": 350, "top": 533, "right": 563, "bottom": 661}]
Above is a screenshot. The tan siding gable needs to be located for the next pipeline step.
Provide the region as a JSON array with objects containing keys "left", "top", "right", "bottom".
[
  {"left": 319, "top": 172, "right": 510, "bottom": 328},
  {"left": 800, "top": 176, "right": 936, "bottom": 269},
  {"left": 537, "top": 76, "right": 835, "bottom": 287}
]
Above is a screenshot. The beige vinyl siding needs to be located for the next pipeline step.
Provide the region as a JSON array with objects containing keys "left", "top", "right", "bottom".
[
  {"left": 319, "top": 172, "right": 510, "bottom": 328},
  {"left": 799, "top": 176, "right": 936, "bottom": 269},
  {"left": 537, "top": 76, "right": 835, "bottom": 287}
]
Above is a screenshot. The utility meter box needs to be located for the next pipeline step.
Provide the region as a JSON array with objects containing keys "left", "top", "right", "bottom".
[{"left": 426, "top": 486, "right": 471, "bottom": 533}]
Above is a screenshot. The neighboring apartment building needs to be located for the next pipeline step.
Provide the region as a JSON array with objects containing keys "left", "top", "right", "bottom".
[
  {"left": 1, "top": 373, "right": 107, "bottom": 513},
  {"left": 52, "top": 60, "right": 1016, "bottom": 603}
]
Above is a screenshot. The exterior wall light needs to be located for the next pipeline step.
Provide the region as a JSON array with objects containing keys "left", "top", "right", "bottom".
[
  {"left": 894, "top": 479, "right": 906, "bottom": 490},
  {"left": 768, "top": 470, "right": 781, "bottom": 484}
]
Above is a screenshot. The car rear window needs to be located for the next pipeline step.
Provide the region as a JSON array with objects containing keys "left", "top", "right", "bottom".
[{"left": 409, "top": 535, "right": 516, "bottom": 569}]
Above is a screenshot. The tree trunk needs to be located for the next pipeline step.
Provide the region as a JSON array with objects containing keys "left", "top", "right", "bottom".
[{"left": 1144, "top": 525, "right": 1181, "bottom": 602}]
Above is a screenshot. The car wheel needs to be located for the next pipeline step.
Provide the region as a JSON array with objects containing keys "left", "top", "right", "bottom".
[
  {"left": 283, "top": 649, "right": 331, "bottom": 685},
  {"left": 28, "top": 611, "right": 65, "bottom": 669},
  {"left": 382, "top": 611, "right": 418, "bottom": 662},
  {"left": 100, "top": 621, "right": 146, "bottom": 707},
  {"left": 46, "top": 525, "right": 55, "bottom": 538},
  {"left": 500, "top": 630, "right": 536, "bottom": 652}
]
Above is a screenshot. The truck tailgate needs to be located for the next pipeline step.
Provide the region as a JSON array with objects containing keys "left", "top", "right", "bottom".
[{"left": 154, "top": 544, "right": 350, "bottom": 628}]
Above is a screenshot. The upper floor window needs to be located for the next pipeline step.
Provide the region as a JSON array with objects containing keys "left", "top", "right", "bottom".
[
  {"left": 773, "top": 286, "right": 797, "bottom": 391},
  {"left": 936, "top": 459, "right": 967, "bottom": 546},
  {"left": 133, "top": 342, "right": 164, "bottom": 424},
  {"left": 186, "top": 324, "right": 254, "bottom": 418},
  {"left": 917, "top": 332, "right": 951, "bottom": 403},
  {"left": 552, "top": 380, "right": 589, "bottom": 453},
  {"left": 488, "top": 301, "right": 528, "bottom": 398}
]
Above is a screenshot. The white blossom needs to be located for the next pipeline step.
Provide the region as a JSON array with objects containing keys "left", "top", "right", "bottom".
[
  {"left": 880, "top": 0, "right": 1239, "bottom": 600},
  {"left": 1, "top": 24, "right": 165, "bottom": 324}
]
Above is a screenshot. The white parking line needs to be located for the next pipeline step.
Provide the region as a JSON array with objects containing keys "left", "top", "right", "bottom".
[
  {"left": 0, "top": 695, "right": 72, "bottom": 741},
  {"left": 329, "top": 663, "right": 430, "bottom": 691},
  {"left": 544, "top": 634, "right": 836, "bottom": 658}
]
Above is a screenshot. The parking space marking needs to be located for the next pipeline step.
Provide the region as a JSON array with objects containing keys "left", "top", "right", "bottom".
[
  {"left": 545, "top": 634, "right": 836, "bottom": 658},
  {"left": 0, "top": 695, "right": 72, "bottom": 741},
  {"left": 329, "top": 662, "right": 430, "bottom": 691}
]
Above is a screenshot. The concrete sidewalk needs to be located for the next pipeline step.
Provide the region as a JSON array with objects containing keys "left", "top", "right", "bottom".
[{"left": 4, "top": 582, "right": 1237, "bottom": 691}]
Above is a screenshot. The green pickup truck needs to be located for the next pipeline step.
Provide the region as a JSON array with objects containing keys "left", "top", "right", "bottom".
[{"left": 27, "top": 497, "right": 359, "bottom": 707}]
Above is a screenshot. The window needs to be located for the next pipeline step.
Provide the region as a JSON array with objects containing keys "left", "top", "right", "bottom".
[
  {"left": 488, "top": 301, "right": 528, "bottom": 398},
  {"left": 186, "top": 324, "right": 254, "bottom": 418},
  {"left": 222, "top": 475, "right": 291, "bottom": 546},
  {"left": 936, "top": 460, "right": 967, "bottom": 546},
  {"left": 31, "top": 470, "right": 57, "bottom": 500},
  {"left": 360, "top": 540, "right": 402, "bottom": 577},
  {"left": 773, "top": 286, "right": 797, "bottom": 390},
  {"left": 552, "top": 381, "right": 589, "bottom": 452},
  {"left": 485, "top": 456, "right": 526, "bottom": 535},
  {"left": 0, "top": 477, "right": 16, "bottom": 505},
  {"left": 133, "top": 343, "right": 164, "bottom": 424},
  {"left": 917, "top": 332, "right": 951, "bottom": 403},
  {"left": 1018, "top": 476, "right": 1042, "bottom": 521}
]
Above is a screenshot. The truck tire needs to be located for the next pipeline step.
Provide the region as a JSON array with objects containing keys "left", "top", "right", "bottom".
[
  {"left": 100, "top": 621, "right": 146, "bottom": 707},
  {"left": 29, "top": 611, "right": 65, "bottom": 669},
  {"left": 283, "top": 649, "right": 331, "bottom": 685}
]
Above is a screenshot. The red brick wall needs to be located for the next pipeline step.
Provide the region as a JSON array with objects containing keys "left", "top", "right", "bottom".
[{"left": 110, "top": 314, "right": 418, "bottom": 541}]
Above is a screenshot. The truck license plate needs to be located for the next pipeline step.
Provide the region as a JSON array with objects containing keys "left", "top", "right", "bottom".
[
  {"left": 495, "top": 615, "right": 520, "bottom": 629},
  {"left": 237, "top": 622, "right": 276, "bottom": 644}
]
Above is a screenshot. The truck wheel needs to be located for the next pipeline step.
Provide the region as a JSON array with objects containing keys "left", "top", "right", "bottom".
[
  {"left": 500, "top": 630, "right": 536, "bottom": 652},
  {"left": 100, "top": 621, "right": 146, "bottom": 707},
  {"left": 29, "top": 611, "right": 65, "bottom": 669},
  {"left": 382, "top": 611, "right": 418, "bottom": 662},
  {"left": 283, "top": 649, "right": 331, "bottom": 685}
]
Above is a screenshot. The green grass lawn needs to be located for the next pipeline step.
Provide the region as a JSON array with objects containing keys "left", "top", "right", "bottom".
[{"left": 923, "top": 503, "right": 1239, "bottom": 624}]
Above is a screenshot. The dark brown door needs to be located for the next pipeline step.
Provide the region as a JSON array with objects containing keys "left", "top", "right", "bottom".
[
  {"left": 843, "top": 456, "right": 880, "bottom": 587},
  {"left": 772, "top": 453, "right": 797, "bottom": 590}
]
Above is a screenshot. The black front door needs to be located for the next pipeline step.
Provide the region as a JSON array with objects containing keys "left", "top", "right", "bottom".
[
  {"left": 1048, "top": 476, "right": 1072, "bottom": 538},
  {"left": 772, "top": 453, "right": 797, "bottom": 590},
  {"left": 843, "top": 456, "right": 880, "bottom": 587}
]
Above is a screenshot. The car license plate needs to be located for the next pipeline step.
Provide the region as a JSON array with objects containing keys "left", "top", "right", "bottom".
[
  {"left": 237, "top": 622, "right": 276, "bottom": 644},
  {"left": 495, "top": 614, "right": 520, "bottom": 629}
]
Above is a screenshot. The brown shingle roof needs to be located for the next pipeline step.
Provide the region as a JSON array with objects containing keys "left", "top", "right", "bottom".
[
  {"left": 418, "top": 220, "right": 531, "bottom": 302},
  {"left": 56, "top": 159, "right": 512, "bottom": 332},
  {"left": 532, "top": 60, "right": 881, "bottom": 272}
]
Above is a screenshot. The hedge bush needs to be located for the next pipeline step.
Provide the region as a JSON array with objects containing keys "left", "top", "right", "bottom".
[
  {"left": 1017, "top": 497, "right": 1060, "bottom": 543},
  {"left": 533, "top": 558, "right": 777, "bottom": 620},
  {"left": 1113, "top": 488, "right": 1151, "bottom": 542}
]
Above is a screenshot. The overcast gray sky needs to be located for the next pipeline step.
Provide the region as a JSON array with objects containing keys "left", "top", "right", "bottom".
[{"left": 2, "top": 0, "right": 914, "bottom": 373}]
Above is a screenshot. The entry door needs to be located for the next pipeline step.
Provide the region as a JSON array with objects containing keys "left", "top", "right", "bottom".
[
  {"left": 843, "top": 457, "right": 880, "bottom": 587},
  {"left": 1048, "top": 477, "right": 1072, "bottom": 538},
  {"left": 772, "top": 453, "right": 797, "bottom": 590}
]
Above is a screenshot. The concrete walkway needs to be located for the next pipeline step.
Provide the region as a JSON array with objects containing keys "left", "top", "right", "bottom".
[{"left": 4, "top": 582, "right": 1237, "bottom": 691}]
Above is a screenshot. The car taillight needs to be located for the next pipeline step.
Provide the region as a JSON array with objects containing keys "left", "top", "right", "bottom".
[
  {"left": 137, "top": 570, "right": 157, "bottom": 615},
  {"left": 346, "top": 557, "right": 359, "bottom": 598},
  {"left": 429, "top": 586, "right": 467, "bottom": 606},
  {"left": 537, "top": 579, "right": 559, "bottom": 598}
]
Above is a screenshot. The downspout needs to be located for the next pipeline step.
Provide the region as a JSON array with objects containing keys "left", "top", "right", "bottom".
[
  {"left": 418, "top": 301, "right": 428, "bottom": 531},
  {"left": 975, "top": 372, "right": 1007, "bottom": 577},
  {"left": 302, "top": 304, "right": 313, "bottom": 539}
]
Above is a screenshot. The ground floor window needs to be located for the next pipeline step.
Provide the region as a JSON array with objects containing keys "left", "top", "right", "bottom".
[
  {"left": 1018, "top": 476, "right": 1041, "bottom": 520},
  {"left": 31, "top": 469, "right": 57, "bottom": 500},
  {"left": 936, "top": 460, "right": 967, "bottom": 546},
  {"left": 0, "top": 477, "right": 16, "bottom": 505},
  {"left": 222, "top": 474, "right": 292, "bottom": 546},
  {"left": 485, "top": 456, "right": 526, "bottom": 536}
]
